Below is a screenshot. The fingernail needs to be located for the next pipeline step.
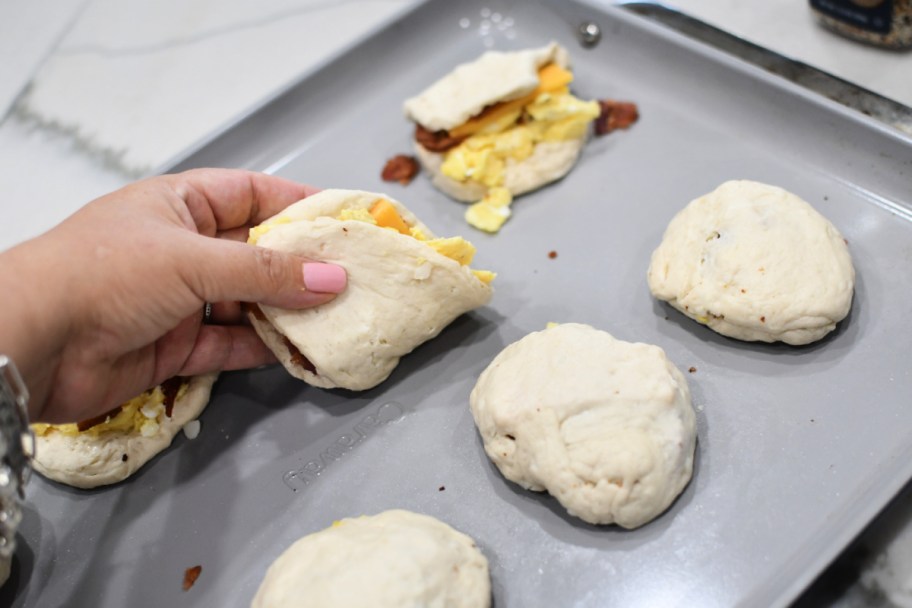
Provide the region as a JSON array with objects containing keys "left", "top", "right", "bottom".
[{"left": 303, "top": 262, "right": 347, "bottom": 293}]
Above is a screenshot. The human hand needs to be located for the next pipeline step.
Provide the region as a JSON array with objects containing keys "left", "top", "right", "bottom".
[{"left": 0, "top": 168, "right": 347, "bottom": 424}]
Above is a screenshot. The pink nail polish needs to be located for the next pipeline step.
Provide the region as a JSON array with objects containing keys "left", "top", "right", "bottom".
[{"left": 303, "top": 262, "right": 347, "bottom": 293}]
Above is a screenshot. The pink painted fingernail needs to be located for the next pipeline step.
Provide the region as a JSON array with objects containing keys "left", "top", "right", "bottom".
[{"left": 303, "top": 262, "right": 347, "bottom": 293}]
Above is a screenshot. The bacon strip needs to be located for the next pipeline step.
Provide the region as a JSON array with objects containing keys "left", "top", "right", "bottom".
[
  {"left": 282, "top": 337, "right": 317, "bottom": 374},
  {"left": 414, "top": 124, "right": 466, "bottom": 153},
  {"left": 245, "top": 302, "right": 267, "bottom": 321},
  {"left": 247, "top": 304, "right": 318, "bottom": 375},
  {"left": 161, "top": 376, "right": 185, "bottom": 418},
  {"left": 76, "top": 405, "right": 124, "bottom": 432}
]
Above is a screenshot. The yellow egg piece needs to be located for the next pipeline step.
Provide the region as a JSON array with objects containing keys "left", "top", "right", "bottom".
[
  {"left": 31, "top": 384, "right": 186, "bottom": 438},
  {"left": 441, "top": 91, "right": 599, "bottom": 187},
  {"left": 338, "top": 208, "right": 377, "bottom": 224},
  {"left": 465, "top": 187, "right": 514, "bottom": 234},
  {"left": 424, "top": 237, "right": 477, "bottom": 266},
  {"left": 472, "top": 270, "right": 497, "bottom": 284},
  {"left": 248, "top": 216, "right": 294, "bottom": 245}
]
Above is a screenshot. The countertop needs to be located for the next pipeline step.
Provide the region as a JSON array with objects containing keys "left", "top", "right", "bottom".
[{"left": 1, "top": 0, "right": 911, "bottom": 605}]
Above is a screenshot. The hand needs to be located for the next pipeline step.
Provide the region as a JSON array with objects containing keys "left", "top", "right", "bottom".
[{"left": 0, "top": 168, "right": 347, "bottom": 424}]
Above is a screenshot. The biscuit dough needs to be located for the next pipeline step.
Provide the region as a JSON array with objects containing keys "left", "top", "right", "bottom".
[
  {"left": 404, "top": 43, "right": 569, "bottom": 132},
  {"left": 470, "top": 324, "right": 696, "bottom": 529},
  {"left": 31, "top": 373, "right": 217, "bottom": 489},
  {"left": 251, "top": 510, "right": 491, "bottom": 608},
  {"left": 647, "top": 180, "right": 855, "bottom": 345},
  {"left": 248, "top": 189, "right": 493, "bottom": 391}
]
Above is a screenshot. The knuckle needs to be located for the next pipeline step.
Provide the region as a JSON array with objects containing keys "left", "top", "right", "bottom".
[{"left": 254, "top": 247, "right": 293, "bottom": 290}]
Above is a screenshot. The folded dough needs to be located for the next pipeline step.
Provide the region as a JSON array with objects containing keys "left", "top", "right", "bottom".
[
  {"left": 30, "top": 373, "right": 217, "bottom": 489},
  {"left": 470, "top": 323, "right": 696, "bottom": 529},
  {"left": 247, "top": 189, "right": 493, "bottom": 391}
]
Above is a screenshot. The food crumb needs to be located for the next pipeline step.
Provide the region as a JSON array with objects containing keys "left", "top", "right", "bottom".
[
  {"left": 688, "top": 367, "right": 697, "bottom": 374},
  {"left": 381, "top": 154, "right": 420, "bottom": 185},
  {"left": 438, "top": 486, "right": 446, "bottom": 492},
  {"left": 183, "top": 565, "right": 202, "bottom": 591},
  {"left": 595, "top": 99, "right": 639, "bottom": 135},
  {"left": 547, "top": 250, "right": 558, "bottom": 259},
  {"left": 183, "top": 420, "right": 201, "bottom": 440}
]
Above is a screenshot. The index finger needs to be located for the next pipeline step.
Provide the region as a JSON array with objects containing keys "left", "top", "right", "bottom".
[{"left": 164, "top": 168, "right": 320, "bottom": 236}]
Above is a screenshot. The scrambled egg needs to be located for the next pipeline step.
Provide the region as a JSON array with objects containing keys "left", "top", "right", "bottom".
[
  {"left": 248, "top": 216, "right": 293, "bottom": 246},
  {"left": 440, "top": 90, "right": 600, "bottom": 189},
  {"left": 465, "top": 187, "right": 513, "bottom": 234},
  {"left": 31, "top": 383, "right": 187, "bottom": 438},
  {"left": 338, "top": 200, "right": 495, "bottom": 284},
  {"left": 247, "top": 199, "right": 495, "bottom": 285}
]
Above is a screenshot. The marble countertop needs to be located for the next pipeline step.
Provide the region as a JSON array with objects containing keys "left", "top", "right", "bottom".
[{"left": 2, "top": 0, "right": 911, "bottom": 605}]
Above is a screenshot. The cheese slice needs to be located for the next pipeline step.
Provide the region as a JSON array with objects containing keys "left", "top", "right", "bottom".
[{"left": 449, "top": 64, "right": 573, "bottom": 139}]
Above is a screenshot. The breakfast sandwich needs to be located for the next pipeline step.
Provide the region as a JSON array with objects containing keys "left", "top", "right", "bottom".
[
  {"left": 246, "top": 189, "right": 494, "bottom": 391},
  {"left": 30, "top": 373, "right": 217, "bottom": 489},
  {"left": 401, "top": 42, "right": 638, "bottom": 233}
]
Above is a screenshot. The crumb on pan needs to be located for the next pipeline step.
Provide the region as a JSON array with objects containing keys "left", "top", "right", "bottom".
[
  {"left": 381, "top": 154, "right": 420, "bottom": 185},
  {"left": 595, "top": 100, "right": 639, "bottom": 135},
  {"left": 183, "top": 565, "right": 202, "bottom": 591}
]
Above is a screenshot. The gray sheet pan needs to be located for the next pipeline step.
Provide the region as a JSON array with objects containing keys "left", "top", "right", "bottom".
[{"left": 7, "top": 0, "right": 912, "bottom": 607}]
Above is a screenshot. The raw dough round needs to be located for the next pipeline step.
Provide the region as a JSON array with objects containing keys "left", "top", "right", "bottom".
[
  {"left": 251, "top": 510, "right": 490, "bottom": 608},
  {"left": 470, "top": 323, "right": 696, "bottom": 529},
  {"left": 647, "top": 180, "right": 855, "bottom": 345}
]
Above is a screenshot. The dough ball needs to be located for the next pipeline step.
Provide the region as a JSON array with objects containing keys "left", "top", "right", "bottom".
[
  {"left": 647, "top": 180, "right": 855, "bottom": 345},
  {"left": 251, "top": 510, "right": 490, "bottom": 608},
  {"left": 470, "top": 323, "right": 696, "bottom": 529}
]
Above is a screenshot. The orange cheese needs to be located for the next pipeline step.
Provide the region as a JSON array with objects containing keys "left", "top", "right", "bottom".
[
  {"left": 369, "top": 199, "right": 411, "bottom": 235},
  {"left": 448, "top": 63, "right": 574, "bottom": 139}
]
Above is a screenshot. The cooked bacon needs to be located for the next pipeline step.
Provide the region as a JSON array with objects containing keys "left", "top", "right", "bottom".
[
  {"left": 282, "top": 337, "right": 317, "bottom": 374},
  {"left": 381, "top": 155, "right": 420, "bottom": 185},
  {"left": 595, "top": 100, "right": 639, "bottom": 136},
  {"left": 74, "top": 377, "right": 186, "bottom": 432},
  {"left": 76, "top": 405, "right": 124, "bottom": 432},
  {"left": 161, "top": 376, "right": 185, "bottom": 418},
  {"left": 414, "top": 124, "right": 466, "bottom": 153},
  {"left": 245, "top": 302, "right": 267, "bottom": 321},
  {"left": 182, "top": 565, "right": 202, "bottom": 591},
  {"left": 247, "top": 304, "right": 317, "bottom": 375}
]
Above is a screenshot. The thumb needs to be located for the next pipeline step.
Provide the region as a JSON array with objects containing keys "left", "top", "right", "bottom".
[{"left": 183, "top": 237, "right": 347, "bottom": 308}]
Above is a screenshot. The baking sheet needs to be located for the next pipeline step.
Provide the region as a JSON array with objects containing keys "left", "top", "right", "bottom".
[{"left": 7, "top": 0, "right": 912, "bottom": 606}]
